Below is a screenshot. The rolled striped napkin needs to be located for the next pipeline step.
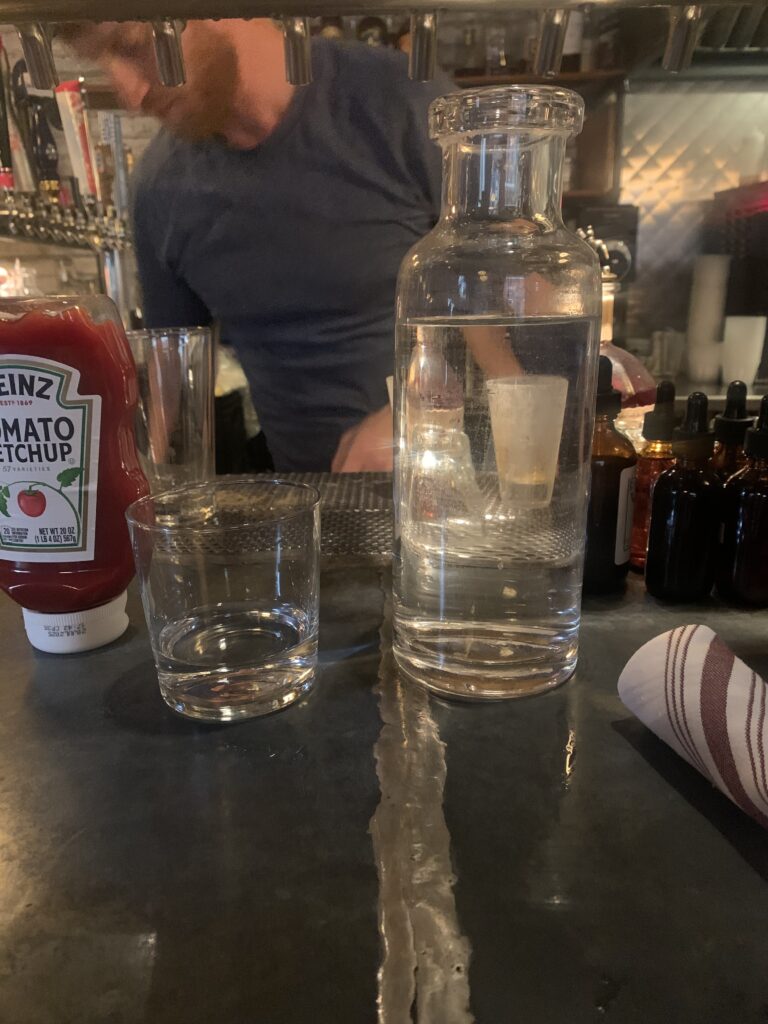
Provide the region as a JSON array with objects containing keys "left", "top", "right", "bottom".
[{"left": 618, "top": 624, "right": 768, "bottom": 829}]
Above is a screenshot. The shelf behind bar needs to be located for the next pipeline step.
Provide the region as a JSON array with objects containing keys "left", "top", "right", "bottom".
[
  {"left": 0, "top": 0, "right": 752, "bottom": 19},
  {"left": 455, "top": 69, "right": 628, "bottom": 87},
  {"left": 79, "top": 70, "right": 627, "bottom": 112}
]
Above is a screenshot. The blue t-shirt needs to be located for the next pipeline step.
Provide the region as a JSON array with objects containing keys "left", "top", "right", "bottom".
[{"left": 132, "top": 40, "right": 447, "bottom": 471}]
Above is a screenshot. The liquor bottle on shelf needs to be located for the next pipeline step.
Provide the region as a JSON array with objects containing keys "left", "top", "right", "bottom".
[
  {"left": 55, "top": 81, "right": 102, "bottom": 203},
  {"left": 455, "top": 26, "right": 485, "bottom": 76},
  {"left": 0, "top": 48, "right": 15, "bottom": 190},
  {"left": 561, "top": 10, "right": 584, "bottom": 72},
  {"left": 29, "top": 98, "right": 60, "bottom": 203},
  {"left": 580, "top": 8, "right": 598, "bottom": 71},
  {"left": 485, "top": 22, "right": 509, "bottom": 74},
  {"left": 5, "top": 56, "right": 34, "bottom": 193},
  {"left": 596, "top": 11, "right": 620, "bottom": 69}
]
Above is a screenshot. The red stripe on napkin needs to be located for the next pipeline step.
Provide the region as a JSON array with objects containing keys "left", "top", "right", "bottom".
[{"left": 701, "top": 636, "right": 768, "bottom": 829}]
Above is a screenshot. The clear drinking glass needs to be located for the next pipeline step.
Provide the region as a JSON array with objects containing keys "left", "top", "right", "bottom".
[
  {"left": 394, "top": 86, "right": 601, "bottom": 700},
  {"left": 126, "top": 479, "right": 320, "bottom": 722},
  {"left": 127, "top": 327, "right": 215, "bottom": 492}
]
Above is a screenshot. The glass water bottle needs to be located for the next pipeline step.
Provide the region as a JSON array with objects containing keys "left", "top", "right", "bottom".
[{"left": 393, "top": 86, "right": 601, "bottom": 700}]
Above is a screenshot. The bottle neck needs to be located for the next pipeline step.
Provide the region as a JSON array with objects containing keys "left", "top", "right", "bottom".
[
  {"left": 593, "top": 411, "right": 633, "bottom": 457},
  {"left": 594, "top": 412, "right": 622, "bottom": 435},
  {"left": 641, "top": 440, "right": 673, "bottom": 457},
  {"left": 673, "top": 436, "right": 715, "bottom": 466},
  {"left": 677, "top": 452, "right": 712, "bottom": 469},
  {"left": 440, "top": 130, "right": 566, "bottom": 230}
]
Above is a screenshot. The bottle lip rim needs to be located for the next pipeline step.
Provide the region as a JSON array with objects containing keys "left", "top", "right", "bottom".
[{"left": 429, "top": 85, "right": 585, "bottom": 141}]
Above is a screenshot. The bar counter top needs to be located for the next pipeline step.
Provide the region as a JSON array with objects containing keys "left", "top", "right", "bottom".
[{"left": 0, "top": 558, "right": 767, "bottom": 1023}]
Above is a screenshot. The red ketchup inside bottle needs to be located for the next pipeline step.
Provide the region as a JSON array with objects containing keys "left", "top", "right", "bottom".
[{"left": 0, "top": 298, "right": 148, "bottom": 653}]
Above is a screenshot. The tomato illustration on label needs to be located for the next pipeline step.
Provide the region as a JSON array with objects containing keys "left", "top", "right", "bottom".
[
  {"left": 18, "top": 487, "right": 46, "bottom": 518},
  {"left": 0, "top": 354, "right": 102, "bottom": 562}
]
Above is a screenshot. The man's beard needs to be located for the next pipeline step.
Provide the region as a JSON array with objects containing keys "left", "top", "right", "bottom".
[{"left": 147, "top": 26, "right": 239, "bottom": 143}]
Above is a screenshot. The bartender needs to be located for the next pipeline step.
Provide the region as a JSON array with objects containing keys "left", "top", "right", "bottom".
[{"left": 64, "top": 18, "right": 446, "bottom": 472}]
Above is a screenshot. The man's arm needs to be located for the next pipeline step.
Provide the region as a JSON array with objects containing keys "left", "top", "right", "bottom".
[
  {"left": 332, "top": 71, "right": 447, "bottom": 474},
  {"left": 132, "top": 180, "right": 212, "bottom": 329},
  {"left": 331, "top": 404, "right": 393, "bottom": 473}
]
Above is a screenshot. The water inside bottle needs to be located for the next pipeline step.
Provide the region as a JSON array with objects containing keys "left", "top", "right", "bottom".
[{"left": 394, "top": 315, "right": 599, "bottom": 699}]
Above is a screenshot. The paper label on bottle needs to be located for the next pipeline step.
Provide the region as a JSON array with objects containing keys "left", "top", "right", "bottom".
[
  {"left": 615, "top": 465, "right": 636, "bottom": 565},
  {"left": 0, "top": 355, "right": 101, "bottom": 562}
]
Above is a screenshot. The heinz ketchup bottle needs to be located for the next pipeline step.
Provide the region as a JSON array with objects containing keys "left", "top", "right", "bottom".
[{"left": 0, "top": 296, "right": 148, "bottom": 652}]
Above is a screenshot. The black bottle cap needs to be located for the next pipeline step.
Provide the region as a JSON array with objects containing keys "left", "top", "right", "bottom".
[
  {"left": 595, "top": 354, "right": 621, "bottom": 417},
  {"left": 744, "top": 395, "right": 768, "bottom": 459},
  {"left": 714, "top": 380, "right": 753, "bottom": 446},
  {"left": 673, "top": 391, "right": 715, "bottom": 457},
  {"left": 642, "top": 379, "right": 676, "bottom": 441}
]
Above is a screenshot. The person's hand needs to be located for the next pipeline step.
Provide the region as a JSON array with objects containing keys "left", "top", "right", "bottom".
[{"left": 332, "top": 405, "right": 393, "bottom": 473}]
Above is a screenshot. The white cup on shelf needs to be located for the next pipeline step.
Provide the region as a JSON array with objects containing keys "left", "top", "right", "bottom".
[
  {"left": 686, "top": 342, "right": 721, "bottom": 385},
  {"left": 686, "top": 254, "right": 731, "bottom": 347},
  {"left": 722, "top": 316, "right": 767, "bottom": 387}
]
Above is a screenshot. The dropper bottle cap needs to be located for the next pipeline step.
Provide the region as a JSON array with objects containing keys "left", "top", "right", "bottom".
[
  {"left": 595, "top": 354, "right": 621, "bottom": 417},
  {"left": 642, "top": 379, "right": 676, "bottom": 441},
  {"left": 714, "top": 380, "right": 753, "bottom": 446},
  {"left": 744, "top": 395, "right": 768, "bottom": 459},
  {"left": 672, "top": 391, "right": 714, "bottom": 459}
]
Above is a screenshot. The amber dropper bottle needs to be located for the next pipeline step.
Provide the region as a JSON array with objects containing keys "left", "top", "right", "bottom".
[
  {"left": 711, "top": 379, "right": 753, "bottom": 481},
  {"left": 717, "top": 395, "right": 768, "bottom": 607},
  {"left": 645, "top": 392, "right": 722, "bottom": 602},
  {"left": 629, "top": 379, "right": 676, "bottom": 572},
  {"left": 584, "top": 355, "right": 637, "bottom": 594}
]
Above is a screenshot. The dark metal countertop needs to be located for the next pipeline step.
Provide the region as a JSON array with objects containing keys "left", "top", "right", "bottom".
[{"left": 1, "top": 564, "right": 767, "bottom": 1023}]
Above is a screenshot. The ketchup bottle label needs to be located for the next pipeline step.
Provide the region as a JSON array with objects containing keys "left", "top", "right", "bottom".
[{"left": 0, "top": 355, "right": 101, "bottom": 562}]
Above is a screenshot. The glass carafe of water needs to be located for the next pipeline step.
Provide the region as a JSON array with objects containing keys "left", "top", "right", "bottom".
[{"left": 393, "top": 86, "right": 601, "bottom": 700}]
